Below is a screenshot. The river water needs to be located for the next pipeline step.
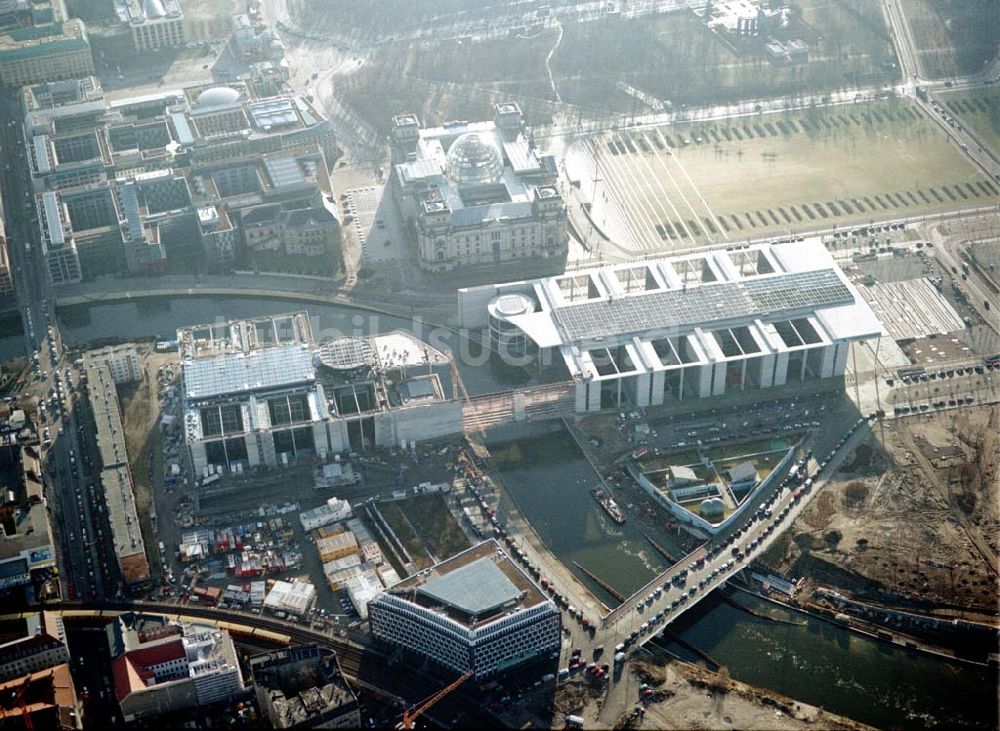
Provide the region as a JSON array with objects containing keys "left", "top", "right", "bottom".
[
  {"left": 489, "top": 421, "right": 676, "bottom": 605},
  {"left": 3, "top": 296, "right": 997, "bottom": 729},
  {"left": 0, "top": 296, "right": 534, "bottom": 396},
  {"left": 665, "top": 592, "right": 997, "bottom": 730},
  {"left": 489, "top": 425, "right": 998, "bottom": 731}
]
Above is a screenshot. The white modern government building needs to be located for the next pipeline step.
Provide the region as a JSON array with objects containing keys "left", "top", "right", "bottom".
[
  {"left": 179, "top": 312, "right": 462, "bottom": 485},
  {"left": 459, "top": 240, "right": 885, "bottom": 411},
  {"left": 368, "top": 541, "right": 560, "bottom": 679}
]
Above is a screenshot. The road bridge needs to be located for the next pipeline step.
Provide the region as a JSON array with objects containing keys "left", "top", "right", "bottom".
[{"left": 501, "top": 415, "right": 879, "bottom": 676}]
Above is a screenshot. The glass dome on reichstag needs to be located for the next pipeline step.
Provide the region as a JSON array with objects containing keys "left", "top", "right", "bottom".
[
  {"left": 445, "top": 132, "right": 504, "bottom": 187},
  {"left": 193, "top": 86, "right": 241, "bottom": 110}
]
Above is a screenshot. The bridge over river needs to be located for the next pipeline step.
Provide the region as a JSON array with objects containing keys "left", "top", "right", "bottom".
[{"left": 488, "top": 416, "right": 875, "bottom": 676}]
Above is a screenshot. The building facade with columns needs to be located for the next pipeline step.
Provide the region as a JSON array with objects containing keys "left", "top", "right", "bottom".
[{"left": 458, "top": 240, "right": 886, "bottom": 412}]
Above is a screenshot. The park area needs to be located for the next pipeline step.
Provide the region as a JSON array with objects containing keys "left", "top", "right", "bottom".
[
  {"left": 568, "top": 97, "right": 999, "bottom": 253},
  {"left": 326, "top": 0, "right": 901, "bottom": 132},
  {"left": 899, "top": 0, "right": 1000, "bottom": 79},
  {"left": 332, "top": 30, "right": 561, "bottom": 132},
  {"left": 324, "top": 0, "right": 898, "bottom": 123},
  {"left": 553, "top": 0, "right": 897, "bottom": 113}
]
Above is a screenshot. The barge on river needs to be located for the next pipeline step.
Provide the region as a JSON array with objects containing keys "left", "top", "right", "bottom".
[{"left": 592, "top": 488, "right": 626, "bottom": 525}]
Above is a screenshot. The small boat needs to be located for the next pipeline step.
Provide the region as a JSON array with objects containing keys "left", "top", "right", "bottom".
[{"left": 592, "top": 488, "right": 626, "bottom": 525}]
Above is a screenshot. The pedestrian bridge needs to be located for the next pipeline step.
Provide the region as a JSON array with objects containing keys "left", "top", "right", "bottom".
[{"left": 462, "top": 383, "right": 575, "bottom": 432}]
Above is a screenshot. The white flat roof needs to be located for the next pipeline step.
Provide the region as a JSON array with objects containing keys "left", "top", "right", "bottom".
[
  {"left": 372, "top": 331, "right": 449, "bottom": 369},
  {"left": 33, "top": 135, "right": 50, "bottom": 174},
  {"left": 498, "top": 241, "right": 885, "bottom": 350},
  {"left": 42, "top": 191, "right": 64, "bottom": 245},
  {"left": 814, "top": 303, "right": 886, "bottom": 342}
]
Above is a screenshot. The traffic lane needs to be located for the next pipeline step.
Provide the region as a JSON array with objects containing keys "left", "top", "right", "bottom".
[
  {"left": 60, "top": 401, "right": 114, "bottom": 598},
  {"left": 0, "top": 94, "right": 53, "bottom": 350},
  {"left": 614, "top": 470, "right": 806, "bottom": 653},
  {"left": 3, "top": 93, "right": 47, "bottom": 348},
  {"left": 586, "top": 400, "right": 865, "bottom": 653},
  {"left": 67, "top": 442, "right": 104, "bottom": 595},
  {"left": 50, "top": 469, "right": 87, "bottom": 598},
  {"left": 914, "top": 93, "right": 1000, "bottom": 179},
  {"left": 46, "top": 378, "right": 105, "bottom": 598},
  {"left": 69, "top": 396, "right": 124, "bottom": 597},
  {"left": 52, "top": 442, "right": 91, "bottom": 597},
  {"left": 932, "top": 234, "right": 1000, "bottom": 332},
  {"left": 925, "top": 94, "right": 1000, "bottom": 172}
]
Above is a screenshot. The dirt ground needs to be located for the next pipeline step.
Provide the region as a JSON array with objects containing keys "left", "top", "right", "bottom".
[
  {"left": 118, "top": 347, "right": 177, "bottom": 568},
  {"left": 762, "top": 407, "right": 1000, "bottom": 614},
  {"left": 559, "top": 660, "right": 872, "bottom": 731},
  {"left": 378, "top": 494, "right": 472, "bottom": 569}
]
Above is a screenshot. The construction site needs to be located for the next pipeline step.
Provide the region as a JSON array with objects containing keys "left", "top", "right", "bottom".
[{"left": 761, "top": 406, "right": 999, "bottom": 615}]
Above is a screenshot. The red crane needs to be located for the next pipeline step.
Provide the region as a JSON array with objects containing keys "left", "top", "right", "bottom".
[
  {"left": 12, "top": 676, "right": 34, "bottom": 731},
  {"left": 396, "top": 670, "right": 473, "bottom": 730}
]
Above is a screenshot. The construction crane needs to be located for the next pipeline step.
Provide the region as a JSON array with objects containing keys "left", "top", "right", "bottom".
[
  {"left": 396, "top": 669, "right": 473, "bottom": 730},
  {"left": 11, "top": 676, "right": 34, "bottom": 731}
]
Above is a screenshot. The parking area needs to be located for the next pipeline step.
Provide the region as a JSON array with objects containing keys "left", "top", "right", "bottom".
[
  {"left": 886, "top": 358, "right": 1000, "bottom": 415},
  {"left": 343, "top": 186, "right": 382, "bottom": 262}
]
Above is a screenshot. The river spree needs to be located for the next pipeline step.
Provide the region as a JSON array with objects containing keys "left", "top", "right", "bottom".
[
  {"left": 490, "top": 422, "right": 675, "bottom": 604},
  {"left": 2, "top": 296, "right": 536, "bottom": 396},
  {"left": 490, "top": 426, "right": 998, "bottom": 731},
  {"left": 666, "top": 591, "right": 997, "bottom": 730}
]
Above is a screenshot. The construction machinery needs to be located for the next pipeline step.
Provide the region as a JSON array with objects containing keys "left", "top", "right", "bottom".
[
  {"left": 12, "top": 676, "right": 34, "bottom": 731},
  {"left": 396, "top": 669, "right": 473, "bottom": 730}
]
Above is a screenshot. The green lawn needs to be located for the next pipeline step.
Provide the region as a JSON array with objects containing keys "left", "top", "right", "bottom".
[
  {"left": 586, "top": 98, "right": 998, "bottom": 250},
  {"left": 377, "top": 495, "right": 470, "bottom": 568},
  {"left": 378, "top": 501, "right": 433, "bottom": 570},
  {"left": 249, "top": 250, "right": 340, "bottom": 277}
]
